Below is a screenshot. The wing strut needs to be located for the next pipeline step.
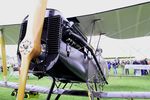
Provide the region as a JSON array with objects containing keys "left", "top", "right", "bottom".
[
  {"left": 16, "top": 0, "right": 47, "bottom": 100},
  {"left": 0, "top": 28, "right": 7, "bottom": 83},
  {"left": 88, "top": 19, "right": 101, "bottom": 44}
]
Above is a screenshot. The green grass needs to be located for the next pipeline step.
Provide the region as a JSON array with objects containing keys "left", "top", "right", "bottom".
[
  {"left": 0, "top": 71, "right": 88, "bottom": 100},
  {"left": 1, "top": 67, "right": 150, "bottom": 100}
]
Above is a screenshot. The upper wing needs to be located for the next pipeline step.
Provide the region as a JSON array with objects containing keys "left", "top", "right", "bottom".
[
  {"left": 0, "top": 24, "right": 21, "bottom": 45},
  {"left": 69, "top": 2, "right": 150, "bottom": 39},
  {"left": 1, "top": 1, "right": 149, "bottom": 45}
]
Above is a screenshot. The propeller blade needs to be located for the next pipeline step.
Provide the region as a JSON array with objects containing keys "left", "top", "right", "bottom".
[
  {"left": 16, "top": 0, "right": 47, "bottom": 100},
  {"left": 0, "top": 29, "right": 7, "bottom": 82}
]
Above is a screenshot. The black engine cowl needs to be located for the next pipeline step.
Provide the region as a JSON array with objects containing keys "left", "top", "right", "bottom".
[
  {"left": 17, "top": 9, "right": 107, "bottom": 84},
  {"left": 17, "top": 9, "right": 63, "bottom": 78}
]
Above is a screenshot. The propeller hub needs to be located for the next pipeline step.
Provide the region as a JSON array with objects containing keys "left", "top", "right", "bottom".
[{"left": 19, "top": 40, "right": 33, "bottom": 55}]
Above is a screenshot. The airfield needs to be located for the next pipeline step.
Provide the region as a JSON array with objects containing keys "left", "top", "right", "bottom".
[
  {"left": 1, "top": 1, "right": 150, "bottom": 100},
  {"left": 1, "top": 67, "right": 150, "bottom": 100}
]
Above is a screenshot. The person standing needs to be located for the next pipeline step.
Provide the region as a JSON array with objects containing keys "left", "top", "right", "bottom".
[
  {"left": 125, "top": 60, "right": 130, "bottom": 75},
  {"left": 112, "top": 60, "right": 118, "bottom": 76},
  {"left": 120, "top": 60, "right": 125, "bottom": 75},
  {"left": 107, "top": 61, "right": 111, "bottom": 75},
  {"left": 140, "top": 58, "right": 148, "bottom": 75}
]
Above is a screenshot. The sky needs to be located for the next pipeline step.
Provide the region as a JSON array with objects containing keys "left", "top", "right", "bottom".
[
  {"left": 0, "top": 0, "right": 150, "bottom": 59},
  {"left": 0, "top": 0, "right": 149, "bottom": 25},
  {"left": 90, "top": 35, "right": 150, "bottom": 59}
]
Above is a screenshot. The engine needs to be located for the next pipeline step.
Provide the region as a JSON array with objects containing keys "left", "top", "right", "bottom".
[{"left": 17, "top": 9, "right": 107, "bottom": 84}]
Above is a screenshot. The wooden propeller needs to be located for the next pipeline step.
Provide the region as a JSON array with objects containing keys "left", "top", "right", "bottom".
[{"left": 16, "top": 0, "right": 47, "bottom": 100}]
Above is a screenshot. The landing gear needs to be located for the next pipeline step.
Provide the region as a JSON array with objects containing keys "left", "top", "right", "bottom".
[
  {"left": 11, "top": 89, "right": 18, "bottom": 97},
  {"left": 86, "top": 81, "right": 103, "bottom": 100},
  {"left": 47, "top": 77, "right": 56, "bottom": 100},
  {"left": 11, "top": 89, "right": 39, "bottom": 99},
  {"left": 46, "top": 77, "right": 68, "bottom": 100}
]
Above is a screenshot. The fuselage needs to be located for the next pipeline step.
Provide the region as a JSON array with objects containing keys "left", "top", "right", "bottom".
[{"left": 17, "top": 9, "right": 107, "bottom": 84}]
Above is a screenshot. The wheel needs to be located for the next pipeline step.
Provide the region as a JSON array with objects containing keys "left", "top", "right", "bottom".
[{"left": 24, "top": 92, "right": 30, "bottom": 98}]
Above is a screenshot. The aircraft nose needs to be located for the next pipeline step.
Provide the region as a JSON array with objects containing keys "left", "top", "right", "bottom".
[{"left": 23, "top": 44, "right": 28, "bottom": 49}]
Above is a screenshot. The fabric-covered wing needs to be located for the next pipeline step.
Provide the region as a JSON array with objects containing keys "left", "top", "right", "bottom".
[
  {"left": 0, "top": 24, "right": 20, "bottom": 44},
  {"left": 71, "top": 2, "right": 150, "bottom": 39}
]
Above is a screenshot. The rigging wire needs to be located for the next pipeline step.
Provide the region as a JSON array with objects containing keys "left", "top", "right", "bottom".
[
  {"left": 88, "top": 20, "right": 95, "bottom": 45},
  {"left": 96, "top": 33, "right": 101, "bottom": 51},
  {"left": 95, "top": 32, "right": 106, "bottom": 53},
  {"left": 88, "top": 19, "right": 101, "bottom": 45}
]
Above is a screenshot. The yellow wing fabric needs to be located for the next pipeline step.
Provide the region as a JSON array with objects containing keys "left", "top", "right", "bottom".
[{"left": 73, "top": 2, "right": 150, "bottom": 39}]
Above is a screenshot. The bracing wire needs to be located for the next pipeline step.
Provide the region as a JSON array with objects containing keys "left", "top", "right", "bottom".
[{"left": 88, "top": 21, "right": 95, "bottom": 45}]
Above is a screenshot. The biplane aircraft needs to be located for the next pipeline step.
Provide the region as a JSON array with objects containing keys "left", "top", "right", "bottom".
[{"left": 0, "top": 0, "right": 150, "bottom": 100}]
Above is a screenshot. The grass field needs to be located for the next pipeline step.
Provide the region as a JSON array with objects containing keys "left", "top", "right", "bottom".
[{"left": 0, "top": 67, "right": 150, "bottom": 100}]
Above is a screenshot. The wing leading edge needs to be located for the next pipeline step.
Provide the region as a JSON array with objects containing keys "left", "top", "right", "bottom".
[
  {"left": 1, "top": 2, "right": 150, "bottom": 45},
  {"left": 69, "top": 2, "right": 150, "bottom": 39}
]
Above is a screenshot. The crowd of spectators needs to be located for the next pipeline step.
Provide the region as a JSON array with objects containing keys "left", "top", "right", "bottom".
[{"left": 106, "top": 58, "right": 150, "bottom": 76}]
